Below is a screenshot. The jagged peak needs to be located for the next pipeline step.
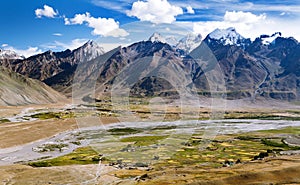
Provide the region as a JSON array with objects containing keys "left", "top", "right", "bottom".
[
  {"left": 82, "top": 40, "right": 97, "bottom": 47},
  {"left": 73, "top": 40, "right": 105, "bottom": 54},
  {"left": 165, "top": 36, "right": 178, "bottom": 46},
  {"left": 184, "top": 33, "right": 202, "bottom": 39},
  {"left": 179, "top": 33, "right": 202, "bottom": 44},
  {"left": 260, "top": 32, "right": 282, "bottom": 45},
  {"left": 207, "top": 27, "right": 245, "bottom": 45},
  {"left": 71, "top": 40, "right": 105, "bottom": 62},
  {"left": 204, "top": 27, "right": 251, "bottom": 47},
  {"left": 45, "top": 50, "right": 54, "bottom": 54},
  {"left": 0, "top": 49, "right": 24, "bottom": 60},
  {"left": 176, "top": 33, "right": 203, "bottom": 54},
  {"left": 209, "top": 27, "right": 238, "bottom": 38},
  {"left": 148, "top": 33, "right": 166, "bottom": 43},
  {"left": 77, "top": 40, "right": 103, "bottom": 50}
]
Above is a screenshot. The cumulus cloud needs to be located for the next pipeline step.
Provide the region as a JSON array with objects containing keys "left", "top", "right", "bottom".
[
  {"left": 186, "top": 6, "right": 195, "bottom": 14},
  {"left": 2, "top": 45, "right": 42, "bottom": 58},
  {"left": 126, "top": 0, "right": 184, "bottom": 24},
  {"left": 35, "top": 5, "right": 58, "bottom": 18},
  {"left": 65, "top": 12, "right": 129, "bottom": 37},
  {"left": 224, "top": 11, "right": 266, "bottom": 24}
]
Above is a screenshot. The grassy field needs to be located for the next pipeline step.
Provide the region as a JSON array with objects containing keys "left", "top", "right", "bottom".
[{"left": 27, "top": 124, "right": 300, "bottom": 184}]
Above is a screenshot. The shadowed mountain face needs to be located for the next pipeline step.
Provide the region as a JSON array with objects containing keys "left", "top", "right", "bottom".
[
  {"left": 0, "top": 67, "right": 65, "bottom": 106},
  {"left": 202, "top": 28, "right": 300, "bottom": 100},
  {"left": 72, "top": 41, "right": 200, "bottom": 100},
  {"left": 1, "top": 29, "right": 300, "bottom": 101}
]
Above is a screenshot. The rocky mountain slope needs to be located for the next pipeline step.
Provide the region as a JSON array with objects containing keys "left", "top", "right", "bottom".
[
  {"left": 202, "top": 28, "right": 300, "bottom": 100},
  {"left": 0, "top": 67, "right": 65, "bottom": 106},
  {"left": 70, "top": 37, "right": 206, "bottom": 101},
  {"left": 1, "top": 29, "right": 300, "bottom": 101},
  {"left": 0, "top": 41, "right": 105, "bottom": 93}
]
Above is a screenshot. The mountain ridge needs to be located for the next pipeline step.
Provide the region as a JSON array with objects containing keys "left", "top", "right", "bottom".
[
  {"left": 0, "top": 40, "right": 105, "bottom": 93},
  {"left": 1, "top": 28, "right": 300, "bottom": 101}
]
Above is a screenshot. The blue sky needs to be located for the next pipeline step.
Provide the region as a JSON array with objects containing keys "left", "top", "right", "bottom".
[{"left": 1, "top": 0, "right": 300, "bottom": 57}]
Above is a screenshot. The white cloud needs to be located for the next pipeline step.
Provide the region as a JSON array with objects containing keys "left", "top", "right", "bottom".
[
  {"left": 3, "top": 45, "right": 42, "bottom": 58},
  {"left": 63, "top": 15, "right": 70, "bottom": 25},
  {"left": 35, "top": 5, "right": 58, "bottom": 18},
  {"left": 101, "top": 43, "right": 130, "bottom": 51},
  {"left": 65, "top": 12, "right": 129, "bottom": 37},
  {"left": 51, "top": 39, "right": 89, "bottom": 50},
  {"left": 186, "top": 6, "right": 195, "bottom": 14},
  {"left": 126, "top": 0, "right": 184, "bottom": 24},
  {"left": 224, "top": 11, "right": 266, "bottom": 24},
  {"left": 53, "top": 33, "right": 62, "bottom": 36}
]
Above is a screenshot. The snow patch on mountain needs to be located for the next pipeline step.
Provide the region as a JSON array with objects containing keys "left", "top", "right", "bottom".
[
  {"left": 149, "top": 33, "right": 167, "bottom": 43},
  {"left": 148, "top": 32, "right": 203, "bottom": 54},
  {"left": 149, "top": 33, "right": 179, "bottom": 46},
  {"left": 208, "top": 27, "right": 246, "bottom": 46},
  {"left": 165, "top": 36, "right": 178, "bottom": 46},
  {"left": 260, "top": 32, "right": 282, "bottom": 45},
  {"left": 72, "top": 40, "right": 105, "bottom": 62},
  {"left": 176, "top": 33, "right": 202, "bottom": 53},
  {"left": 0, "top": 49, "right": 24, "bottom": 60}
]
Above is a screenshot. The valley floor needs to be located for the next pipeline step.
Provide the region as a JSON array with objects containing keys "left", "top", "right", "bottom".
[{"left": 1, "top": 100, "right": 300, "bottom": 184}]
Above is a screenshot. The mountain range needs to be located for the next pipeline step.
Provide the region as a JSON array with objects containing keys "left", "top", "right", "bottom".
[{"left": 1, "top": 27, "right": 300, "bottom": 104}]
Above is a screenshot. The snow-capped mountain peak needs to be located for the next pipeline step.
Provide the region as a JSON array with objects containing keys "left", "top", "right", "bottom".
[
  {"left": 148, "top": 33, "right": 166, "bottom": 43},
  {"left": 72, "top": 40, "right": 105, "bottom": 62},
  {"left": 208, "top": 27, "right": 245, "bottom": 46},
  {"left": 176, "top": 33, "right": 202, "bottom": 53},
  {"left": 82, "top": 40, "right": 99, "bottom": 48},
  {"left": 0, "top": 49, "right": 24, "bottom": 60},
  {"left": 165, "top": 36, "right": 178, "bottom": 46},
  {"left": 260, "top": 32, "right": 282, "bottom": 45}
]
